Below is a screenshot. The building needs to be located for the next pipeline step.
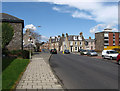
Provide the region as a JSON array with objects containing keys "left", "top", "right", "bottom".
[
  {"left": 40, "top": 41, "right": 49, "bottom": 50},
  {"left": 48, "top": 32, "right": 85, "bottom": 52},
  {"left": 49, "top": 36, "right": 61, "bottom": 52},
  {"left": 23, "top": 29, "right": 36, "bottom": 51},
  {"left": 61, "top": 32, "right": 85, "bottom": 52},
  {"left": 84, "top": 37, "right": 95, "bottom": 50},
  {"left": 95, "top": 28, "right": 120, "bottom": 51},
  {"left": 0, "top": 13, "right": 24, "bottom": 50}
]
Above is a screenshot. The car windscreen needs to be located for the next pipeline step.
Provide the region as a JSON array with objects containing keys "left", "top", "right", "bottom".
[
  {"left": 90, "top": 50, "right": 95, "bottom": 52},
  {"left": 109, "top": 51, "right": 118, "bottom": 54}
]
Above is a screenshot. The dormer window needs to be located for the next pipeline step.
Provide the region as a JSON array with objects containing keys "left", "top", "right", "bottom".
[
  {"left": 78, "top": 36, "right": 82, "bottom": 40},
  {"left": 74, "top": 36, "right": 77, "bottom": 40}
]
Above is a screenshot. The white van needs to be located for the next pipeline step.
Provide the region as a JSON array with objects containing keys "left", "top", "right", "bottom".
[{"left": 102, "top": 50, "right": 118, "bottom": 60}]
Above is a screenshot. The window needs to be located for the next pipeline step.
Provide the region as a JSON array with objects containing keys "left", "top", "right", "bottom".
[
  {"left": 104, "top": 33, "right": 108, "bottom": 37},
  {"left": 75, "top": 42, "right": 77, "bottom": 45},
  {"left": 74, "top": 36, "right": 77, "bottom": 40},
  {"left": 104, "top": 40, "right": 108, "bottom": 43},
  {"left": 70, "top": 41, "right": 73, "bottom": 45},
  {"left": 104, "top": 37, "right": 109, "bottom": 39},
  {"left": 75, "top": 47, "right": 77, "bottom": 50},
  {"left": 80, "top": 42, "right": 82, "bottom": 45},
  {"left": 78, "top": 36, "right": 82, "bottom": 40}
]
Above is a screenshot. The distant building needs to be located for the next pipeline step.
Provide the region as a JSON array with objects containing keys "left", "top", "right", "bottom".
[
  {"left": 0, "top": 13, "right": 24, "bottom": 50},
  {"left": 23, "top": 29, "right": 36, "bottom": 51},
  {"left": 40, "top": 41, "right": 49, "bottom": 50},
  {"left": 61, "top": 33, "right": 85, "bottom": 52},
  {"left": 95, "top": 28, "right": 120, "bottom": 51},
  {"left": 84, "top": 37, "right": 95, "bottom": 50},
  {"left": 48, "top": 32, "right": 86, "bottom": 52},
  {"left": 49, "top": 36, "right": 61, "bottom": 52}
]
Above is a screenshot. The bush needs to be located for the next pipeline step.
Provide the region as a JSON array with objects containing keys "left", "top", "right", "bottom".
[
  {"left": 2, "top": 49, "right": 10, "bottom": 56},
  {"left": 2, "top": 23, "right": 14, "bottom": 49},
  {"left": 9, "top": 50, "right": 29, "bottom": 59}
]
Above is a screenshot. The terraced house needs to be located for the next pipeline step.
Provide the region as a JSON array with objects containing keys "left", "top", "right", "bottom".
[
  {"left": 49, "top": 36, "right": 61, "bottom": 52},
  {"left": 49, "top": 32, "right": 86, "bottom": 52},
  {"left": 61, "top": 32, "right": 85, "bottom": 52}
]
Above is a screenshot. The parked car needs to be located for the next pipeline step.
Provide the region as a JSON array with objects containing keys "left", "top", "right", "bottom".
[
  {"left": 64, "top": 50, "right": 70, "bottom": 54},
  {"left": 87, "top": 50, "right": 98, "bottom": 56},
  {"left": 117, "top": 53, "right": 120, "bottom": 64},
  {"left": 82, "top": 50, "right": 89, "bottom": 55},
  {"left": 78, "top": 49, "right": 84, "bottom": 52},
  {"left": 102, "top": 50, "right": 119, "bottom": 60},
  {"left": 50, "top": 49, "right": 57, "bottom": 54}
]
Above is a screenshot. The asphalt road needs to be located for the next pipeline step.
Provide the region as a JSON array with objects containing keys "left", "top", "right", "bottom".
[{"left": 49, "top": 53, "right": 119, "bottom": 89}]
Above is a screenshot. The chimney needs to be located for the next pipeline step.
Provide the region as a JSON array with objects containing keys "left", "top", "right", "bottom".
[
  {"left": 89, "top": 37, "right": 91, "bottom": 39},
  {"left": 62, "top": 33, "right": 64, "bottom": 37},
  {"left": 80, "top": 32, "right": 83, "bottom": 35},
  {"left": 66, "top": 33, "right": 68, "bottom": 37},
  {"left": 58, "top": 35, "right": 60, "bottom": 37}
]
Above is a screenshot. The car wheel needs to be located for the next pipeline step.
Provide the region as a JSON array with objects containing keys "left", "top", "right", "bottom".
[
  {"left": 110, "top": 56, "right": 113, "bottom": 60},
  {"left": 102, "top": 55, "right": 105, "bottom": 59},
  {"left": 118, "top": 60, "right": 120, "bottom": 65}
]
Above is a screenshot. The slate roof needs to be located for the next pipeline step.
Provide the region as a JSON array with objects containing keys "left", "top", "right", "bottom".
[
  {"left": 85, "top": 39, "right": 95, "bottom": 42},
  {"left": 68, "top": 35, "right": 84, "bottom": 41},
  {"left": 0, "top": 13, "right": 24, "bottom": 23}
]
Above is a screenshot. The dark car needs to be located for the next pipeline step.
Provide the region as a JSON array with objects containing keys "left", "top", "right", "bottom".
[
  {"left": 64, "top": 50, "right": 70, "bottom": 54},
  {"left": 117, "top": 54, "right": 120, "bottom": 65},
  {"left": 50, "top": 49, "right": 57, "bottom": 54},
  {"left": 78, "top": 49, "right": 84, "bottom": 52}
]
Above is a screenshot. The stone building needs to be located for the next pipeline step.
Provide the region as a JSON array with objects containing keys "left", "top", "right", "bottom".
[
  {"left": 84, "top": 37, "right": 95, "bottom": 50},
  {"left": 95, "top": 28, "right": 120, "bottom": 51},
  {"left": 48, "top": 32, "right": 85, "bottom": 52},
  {"left": 49, "top": 36, "right": 61, "bottom": 52},
  {"left": 61, "top": 32, "right": 85, "bottom": 52},
  {"left": 0, "top": 13, "right": 24, "bottom": 50}
]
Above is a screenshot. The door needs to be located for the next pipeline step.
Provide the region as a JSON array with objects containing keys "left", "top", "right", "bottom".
[{"left": 71, "top": 46, "right": 72, "bottom": 52}]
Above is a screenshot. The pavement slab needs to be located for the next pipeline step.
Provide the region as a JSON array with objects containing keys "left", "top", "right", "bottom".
[{"left": 16, "top": 52, "right": 63, "bottom": 90}]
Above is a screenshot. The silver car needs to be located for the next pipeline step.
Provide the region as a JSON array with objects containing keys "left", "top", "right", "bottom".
[{"left": 87, "top": 50, "right": 98, "bottom": 56}]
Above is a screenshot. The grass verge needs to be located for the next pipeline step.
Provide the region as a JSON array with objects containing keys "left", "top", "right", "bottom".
[{"left": 2, "top": 58, "right": 30, "bottom": 91}]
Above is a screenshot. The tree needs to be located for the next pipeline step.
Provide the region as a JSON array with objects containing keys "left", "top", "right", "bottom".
[{"left": 2, "top": 23, "right": 14, "bottom": 50}]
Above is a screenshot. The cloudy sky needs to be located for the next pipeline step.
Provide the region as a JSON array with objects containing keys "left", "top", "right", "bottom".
[{"left": 2, "top": 0, "right": 119, "bottom": 41}]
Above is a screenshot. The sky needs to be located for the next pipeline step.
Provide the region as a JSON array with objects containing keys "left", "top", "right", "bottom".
[{"left": 2, "top": 1, "right": 119, "bottom": 42}]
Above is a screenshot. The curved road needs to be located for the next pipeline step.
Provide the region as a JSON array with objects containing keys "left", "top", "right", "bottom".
[{"left": 49, "top": 53, "right": 118, "bottom": 89}]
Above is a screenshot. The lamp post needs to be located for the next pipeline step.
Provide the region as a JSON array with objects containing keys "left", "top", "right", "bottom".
[{"left": 28, "top": 36, "right": 33, "bottom": 59}]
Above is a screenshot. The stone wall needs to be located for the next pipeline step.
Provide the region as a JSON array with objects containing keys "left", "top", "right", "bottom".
[{"left": 6, "top": 23, "right": 23, "bottom": 50}]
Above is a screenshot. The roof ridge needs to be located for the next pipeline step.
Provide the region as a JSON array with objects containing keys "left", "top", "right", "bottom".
[{"left": 0, "top": 13, "right": 23, "bottom": 21}]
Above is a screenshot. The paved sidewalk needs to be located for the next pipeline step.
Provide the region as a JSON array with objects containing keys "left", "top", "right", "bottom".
[{"left": 16, "top": 52, "right": 63, "bottom": 90}]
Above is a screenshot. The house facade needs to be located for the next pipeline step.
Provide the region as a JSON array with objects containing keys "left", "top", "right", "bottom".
[
  {"left": 0, "top": 13, "right": 24, "bottom": 50},
  {"left": 84, "top": 37, "right": 95, "bottom": 50},
  {"left": 48, "top": 32, "right": 86, "bottom": 52},
  {"left": 61, "top": 32, "right": 85, "bottom": 52},
  {"left": 49, "top": 36, "right": 61, "bottom": 52}
]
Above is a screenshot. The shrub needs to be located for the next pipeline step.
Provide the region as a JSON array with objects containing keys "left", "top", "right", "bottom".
[
  {"left": 2, "top": 49, "right": 10, "bottom": 56},
  {"left": 2, "top": 23, "right": 14, "bottom": 49},
  {"left": 10, "top": 50, "right": 29, "bottom": 59}
]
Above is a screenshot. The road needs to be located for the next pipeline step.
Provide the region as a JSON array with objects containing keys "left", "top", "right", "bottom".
[{"left": 49, "top": 53, "right": 118, "bottom": 89}]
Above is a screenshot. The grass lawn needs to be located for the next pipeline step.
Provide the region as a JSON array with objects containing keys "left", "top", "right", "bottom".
[{"left": 2, "top": 58, "right": 30, "bottom": 90}]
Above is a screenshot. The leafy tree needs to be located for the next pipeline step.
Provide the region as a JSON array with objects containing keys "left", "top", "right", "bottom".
[{"left": 2, "top": 23, "right": 14, "bottom": 49}]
